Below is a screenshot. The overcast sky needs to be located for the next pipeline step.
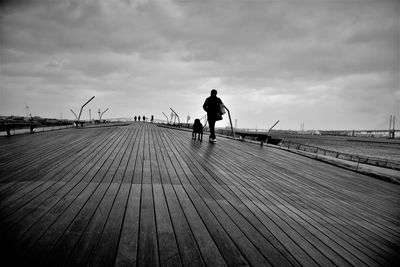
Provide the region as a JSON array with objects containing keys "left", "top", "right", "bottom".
[{"left": 1, "top": 0, "right": 399, "bottom": 130}]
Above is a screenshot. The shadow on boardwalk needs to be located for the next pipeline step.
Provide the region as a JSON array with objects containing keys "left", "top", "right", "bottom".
[{"left": 0, "top": 123, "right": 399, "bottom": 266}]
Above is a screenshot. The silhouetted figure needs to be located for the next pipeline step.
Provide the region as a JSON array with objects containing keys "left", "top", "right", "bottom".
[
  {"left": 151, "top": 115, "right": 154, "bottom": 123},
  {"left": 142, "top": 116, "right": 145, "bottom": 122},
  {"left": 192, "top": 119, "right": 203, "bottom": 141},
  {"left": 203, "top": 89, "right": 224, "bottom": 143},
  {"left": 134, "top": 116, "right": 137, "bottom": 122},
  {"left": 138, "top": 116, "right": 141, "bottom": 122}
]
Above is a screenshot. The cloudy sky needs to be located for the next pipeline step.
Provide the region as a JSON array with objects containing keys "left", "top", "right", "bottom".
[{"left": 1, "top": 0, "right": 399, "bottom": 130}]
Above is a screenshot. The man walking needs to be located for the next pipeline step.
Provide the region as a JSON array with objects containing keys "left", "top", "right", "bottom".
[{"left": 203, "top": 89, "right": 224, "bottom": 143}]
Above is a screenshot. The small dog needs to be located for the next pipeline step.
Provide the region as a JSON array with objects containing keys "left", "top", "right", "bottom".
[{"left": 192, "top": 119, "right": 203, "bottom": 141}]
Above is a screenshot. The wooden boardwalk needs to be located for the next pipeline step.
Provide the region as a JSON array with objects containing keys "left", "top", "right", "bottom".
[{"left": 0, "top": 123, "right": 399, "bottom": 266}]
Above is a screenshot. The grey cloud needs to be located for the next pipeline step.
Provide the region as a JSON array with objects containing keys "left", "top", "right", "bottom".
[
  {"left": 1, "top": 0, "right": 398, "bottom": 128},
  {"left": 45, "top": 61, "right": 61, "bottom": 68}
]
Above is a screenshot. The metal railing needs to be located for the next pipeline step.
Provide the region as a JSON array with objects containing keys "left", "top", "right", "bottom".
[
  {"left": 279, "top": 140, "right": 400, "bottom": 171},
  {"left": 224, "top": 106, "right": 235, "bottom": 138},
  {"left": 0, "top": 124, "right": 75, "bottom": 137}
]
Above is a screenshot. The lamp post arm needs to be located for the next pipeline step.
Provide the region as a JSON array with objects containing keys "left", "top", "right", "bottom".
[
  {"left": 70, "top": 109, "right": 78, "bottom": 120},
  {"left": 100, "top": 108, "right": 109, "bottom": 120},
  {"left": 77, "top": 96, "right": 95, "bottom": 121},
  {"left": 170, "top": 108, "right": 180, "bottom": 124},
  {"left": 162, "top": 112, "right": 169, "bottom": 124}
]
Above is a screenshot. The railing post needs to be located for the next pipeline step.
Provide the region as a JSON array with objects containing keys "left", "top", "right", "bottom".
[{"left": 224, "top": 106, "right": 235, "bottom": 138}]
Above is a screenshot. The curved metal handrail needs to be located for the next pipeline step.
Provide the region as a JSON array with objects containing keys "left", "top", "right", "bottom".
[{"left": 224, "top": 105, "right": 235, "bottom": 138}]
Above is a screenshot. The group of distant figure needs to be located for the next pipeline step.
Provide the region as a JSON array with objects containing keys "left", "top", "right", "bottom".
[{"left": 134, "top": 115, "right": 154, "bottom": 123}]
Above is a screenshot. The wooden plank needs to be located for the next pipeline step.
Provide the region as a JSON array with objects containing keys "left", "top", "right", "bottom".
[
  {"left": 169, "top": 128, "right": 337, "bottom": 266},
  {"left": 181, "top": 183, "right": 250, "bottom": 266},
  {"left": 196, "top": 145, "right": 352, "bottom": 266},
  {"left": 43, "top": 183, "right": 110, "bottom": 266},
  {"left": 167, "top": 134, "right": 302, "bottom": 266},
  {"left": 88, "top": 126, "right": 140, "bottom": 267},
  {"left": 152, "top": 127, "right": 174, "bottom": 186},
  {"left": 170, "top": 128, "right": 400, "bottom": 266},
  {"left": 173, "top": 185, "right": 227, "bottom": 266},
  {"left": 158, "top": 131, "right": 187, "bottom": 185},
  {"left": 114, "top": 184, "right": 142, "bottom": 267},
  {"left": 1, "top": 180, "right": 90, "bottom": 267},
  {"left": 0, "top": 127, "right": 122, "bottom": 208},
  {"left": 65, "top": 183, "right": 120, "bottom": 266},
  {"left": 154, "top": 130, "right": 181, "bottom": 185},
  {"left": 196, "top": 142, "right": 347, "bottom": 266},
  {"left": 142, "top": 125, "right": 152, "bottom": 185},
  {"left": 132, "top": 125, "right": 145, "bottom": 185},
  {"left": 42, "top": 128, "right": 131, "bottom": 265},
  {"left": 0, "top": 128, "right": 108, "bottom": 183},
  {"left": 229, "top": 132, "right": 398, "bottom": 254},
  {"left": 228, "top": 185, "right": 317, "bottom": 267},
  {"left": 137, "top": 184, "right": 159, "bottom": 266},
  {"left": 19, "top": 128, "right": 130, "bottom": 266},
  {"left": 1, "top": 123, "right": 399, "bottom": 267},
  {"left": 89, "top": 184, "right": 131, "bottom": 267},
  {"left": 1, "top": 181, "right": 67, "bottom": 229},
  {"left": 163, "top": 184, "right": 204, "bottom": 266},
  {"left": 153, "top": 184, "right": 182, "bottom": 266},
  {"left": 14, "top": 181, "right": 98, "bottom": 266},
  {"left": 0, "top": 126, "right": 121, "bottom": 213},
  {"left": 225, "top": 149, "right": 400, "bottom": 253},
  {"left": 0, "top": 135, "right": 81, "bottom": 182}
]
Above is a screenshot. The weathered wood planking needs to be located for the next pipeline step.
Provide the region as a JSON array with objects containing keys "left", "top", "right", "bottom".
[{"left": 0, "top": 123, "right": 399, "bottom": 266}]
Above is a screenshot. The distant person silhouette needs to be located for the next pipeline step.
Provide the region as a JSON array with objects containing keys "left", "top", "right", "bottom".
[
  {"left": 142, "top": 116, "right": 145, "bottom": 122},
  {"left": 203, "top": 89, "right": 224, "bottom": 143},
  {"left": 138, "top": 116, "right": 141, "bottom": 122},
  {"left": 151, "top": 115, "right": 154, "bottom": 123},
  {"left": 134, "top": 116, "right": 137, "bottom": 122}
]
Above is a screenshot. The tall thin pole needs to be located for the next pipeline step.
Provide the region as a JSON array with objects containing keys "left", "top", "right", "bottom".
[
  {"left": 100, "top": 108, "right": 109, "bottom": 120},
  {"left": 224, "top": 106, "right": 235, "bottom": 138},
  {"left": 77, "top": 96, "right": 95, "bottom": 121},
  {"left": 389, "top": 115, "right": 393, "bottom": 138},
  {"left": 25, "top": 103, "right": 29, "bottom": 118},
  {"left": 393, "top": 115, "right": 396, "bottom": 138},
  {"left": 70, "top": 109, "right": 78, "bottom": 120},
  {"left": 162, "top": 112, "right": 169, "bottom": 124},
  {"left": 170, "top": 108, "right": 180, "bottom": 124},
  {"left": 268, "top": 120, "right": 280, "bottom": 133}
]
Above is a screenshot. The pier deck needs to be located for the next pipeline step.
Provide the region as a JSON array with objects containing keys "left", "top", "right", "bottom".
[{"left": 0, "top": 123, "right": 399, "bottom": 266}]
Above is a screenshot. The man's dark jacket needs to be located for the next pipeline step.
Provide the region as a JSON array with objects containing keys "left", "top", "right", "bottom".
[{"left": 203, "top": 95, "right": 223, "bottom": 121}]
